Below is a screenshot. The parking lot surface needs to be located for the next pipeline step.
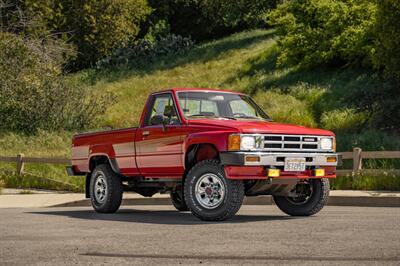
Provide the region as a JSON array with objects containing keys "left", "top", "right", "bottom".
[{"left": 0, "top": 205, "right": 399, "bottom": 265}]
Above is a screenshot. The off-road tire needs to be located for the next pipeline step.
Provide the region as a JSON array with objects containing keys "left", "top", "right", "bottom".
[
  {"left": 90, "top": 164, "right": 123, "bottom": 213},
  {"left": 273, "top": 178, "right": 330, "bottom": 216},
  {"left": 184, "top": 159, "right": 244, "bottom": 221},
  {"left": 170, "top": 188, "right": 189, "bottom": 211}
]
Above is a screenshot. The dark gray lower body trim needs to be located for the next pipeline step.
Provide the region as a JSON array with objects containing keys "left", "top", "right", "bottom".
[
  {"left": 66, "top": 166, "right": 86, "bottom": 176},
  {"left": 109, "top": 158, "right": 120, "bottom": 174},
  {"left": 220, "top": 152, "right": 245, "bottom": 165}
]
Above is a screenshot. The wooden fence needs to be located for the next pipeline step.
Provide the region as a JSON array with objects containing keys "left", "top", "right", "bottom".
[
  {"left": 337, "top": 148, "right": 400, "bottom": 177},
  {"left": 0, "top": 154, "right": 70, "bottom": 175},
  {"left": 0, "top": 147, "right": 400, "bottom": 176}
]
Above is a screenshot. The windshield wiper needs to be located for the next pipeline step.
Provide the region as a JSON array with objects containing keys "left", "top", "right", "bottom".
[
  {"left": 187, "top": 114, "right": 236, "bottom": 120},
  {"left": 233, "top": 115, "right": 261, "bottom": 119}
]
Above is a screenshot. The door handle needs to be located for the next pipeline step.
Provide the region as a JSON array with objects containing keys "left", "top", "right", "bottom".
[{"left": 142, "top": 131, "right": 150, "bottom": 136}]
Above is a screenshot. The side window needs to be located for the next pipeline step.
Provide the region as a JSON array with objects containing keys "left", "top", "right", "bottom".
[{"left": 145, "top": 94, "right": 180, "bottom": 126}]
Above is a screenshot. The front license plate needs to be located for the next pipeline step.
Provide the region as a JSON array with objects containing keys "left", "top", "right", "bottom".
[{"left": 284, "top": 158, "right": 306, "bottom": 172}]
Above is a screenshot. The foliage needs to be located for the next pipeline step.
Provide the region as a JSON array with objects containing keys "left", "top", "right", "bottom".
[
  {"left": 346, "top": 75, "right": 400, "bottom": 131},
  {"left": 148, "top": 0, "right": 277, "bottom": 41},
  {"left": 0, "top": 29, "right": 399, "bottom": 191},
  {"left": 331, "top": 173, "right": 400, "bottom": 191},
  {"left": 320, "top": 108, "right": 367, "bottom": 133},
  {"left": 0, "top": 178, "right": 4, "bottom": 194},
  {"left": 374, "top": 0, "right": 400, "bottom": 80},
  {"left": 254, "top": 90, "right": 317, "bottom": 128},
  {"left": 0, "top": 32, "right": 115, "bottom": 133},
  {"left": 268, "top": 0, "right": 377, "bottom": 68},
  {"left": 1, "top": 0, "right": 152, "bottom": 69},
  {"left": 97, "top": 34, "right": 194, "bottom": 69},
  {"left": 61, "top": 0, "right": 152, "bottom": 69},
  {"left": 0, "top": 168, "right": 84, "bottom": 192}
]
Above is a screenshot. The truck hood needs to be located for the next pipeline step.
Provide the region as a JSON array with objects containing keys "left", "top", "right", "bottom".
[{"left": 188, "top": 119, "right": 334, "bottom": 136}]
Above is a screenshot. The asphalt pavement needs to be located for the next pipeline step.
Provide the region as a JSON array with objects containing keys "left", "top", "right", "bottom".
[{"left": 0, "top": 205, "right": 399, "bottom": 265}]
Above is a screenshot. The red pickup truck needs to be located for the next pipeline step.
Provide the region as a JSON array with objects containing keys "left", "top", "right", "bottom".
[{"left": 68, "top": 88, "right": 339, "bottom": 221}]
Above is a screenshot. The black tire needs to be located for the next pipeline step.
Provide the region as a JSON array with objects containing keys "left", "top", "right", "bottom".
[
  {"left": 273, "top": 178, "right": 330, "bottom": 216},
  {"left": 184, "top": 159, "right": 244, "bottom": 221},
  {"left": 170, "top": 187, "right": 189, "bottom": 211},
  {"left": 90, "top": 164, "right": 123, "bottom": 213}
]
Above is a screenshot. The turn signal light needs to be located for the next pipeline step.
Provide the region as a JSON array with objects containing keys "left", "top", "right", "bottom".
[
  {"left": 228, "top": 135, "right": 240, "bottom": 151},
  {"left": 314, "top": 169, "right": 325, "bottom": 177},
  {"left": 268, "top": 169, "right": 280, "bottom": 177},
  {"left": 245, "top": 156, "right": 260, "bottom": 162},
  {"left": 327, "top": 156, "right": 337, "bottom": 163},
  {"left": 333, "top": 138, "right": 336, "bottom": 152}
]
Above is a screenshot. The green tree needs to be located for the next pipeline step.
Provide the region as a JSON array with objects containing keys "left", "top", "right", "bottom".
[
  {"left": 374, "top": 0, "right": 400, "bottom": 80},
  {"left": 148, "top": 0, "right": 277, "bottom": 41},
  {"left": 1, "top": 0, "right": 152, "bottom": 69},
  {"left": 62, "top": 0, "right": 152, "bottom": 68},
  {"left": 268, "top": 0, "right": 377, "bottom": 68}
]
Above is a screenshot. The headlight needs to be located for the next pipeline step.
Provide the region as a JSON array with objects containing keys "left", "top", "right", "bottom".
[
  {"left": 241, "top": 136, "right": 256, "bottom": 150},
  {"left": 320, "top": 137, "right": 333, "bottom": 150},
  {"left": 228, "top": 134, "right": 262, "bottom": 151}
]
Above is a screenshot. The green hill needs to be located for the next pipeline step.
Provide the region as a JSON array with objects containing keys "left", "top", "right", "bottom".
[{"left": 1, "top": 29, "right": 399, "bottom": 191}]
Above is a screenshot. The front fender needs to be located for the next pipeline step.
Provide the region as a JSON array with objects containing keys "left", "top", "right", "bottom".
[{"left": 184, "top": 131, "right": 234, "bottom": 152}]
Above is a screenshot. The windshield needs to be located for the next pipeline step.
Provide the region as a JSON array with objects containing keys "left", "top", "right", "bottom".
[{"left": 177, "top": 91, "right": 271, "bottom": 121}]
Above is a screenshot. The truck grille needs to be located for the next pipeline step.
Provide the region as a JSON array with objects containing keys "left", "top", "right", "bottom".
[{"left": 262, "top": 134, "right": 326, "bottom": 152}]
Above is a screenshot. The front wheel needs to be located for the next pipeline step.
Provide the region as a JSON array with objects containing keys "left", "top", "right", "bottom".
[
  {"left": 273, "top": 178, "right": 330, "bottom": 216},
  {"left": 184, "top": 160, "right": 244, "bottom": 221}
]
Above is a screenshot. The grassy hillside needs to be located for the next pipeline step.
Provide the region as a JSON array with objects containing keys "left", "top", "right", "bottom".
[{"left": 1, "top": 29, "right": 399, "bottom": 191}]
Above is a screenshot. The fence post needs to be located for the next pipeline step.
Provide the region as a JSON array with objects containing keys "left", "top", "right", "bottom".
[
  {"left": 16, "top": 153, "right": 24, "bottom": 175},
  {"left": 352, "top": 147, "right": 362, "bottom": 176}
]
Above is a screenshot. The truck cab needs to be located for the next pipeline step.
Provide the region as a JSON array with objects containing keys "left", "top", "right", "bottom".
[{"left": 69, "top": 88, "right": 339, "bottom": 221}]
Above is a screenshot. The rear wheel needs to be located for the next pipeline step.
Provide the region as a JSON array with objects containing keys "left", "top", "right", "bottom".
[
  {"left": 90, "top": 164, "right": 123, "bottom": 213},
  {"left": 170, "top": 187, "right": 189, "bottom": 211},
  {"left": 273, "top": 178, "right": 330, "bottom": 216},
  {"left": 184, "top": 159, "right": 244, "bottom": 221}
]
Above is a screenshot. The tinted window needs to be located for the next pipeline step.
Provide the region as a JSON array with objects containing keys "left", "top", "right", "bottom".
[{"left": 145, "top": 94, "right": 180, "bottom": 126}]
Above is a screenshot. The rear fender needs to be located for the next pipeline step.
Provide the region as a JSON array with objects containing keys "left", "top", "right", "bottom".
[{"left": 88, "top": 144, "right": 119, "bottom": 174}]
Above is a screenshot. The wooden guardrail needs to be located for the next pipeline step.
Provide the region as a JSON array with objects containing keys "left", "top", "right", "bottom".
[
  {"left": 0, "top": 147, "right": 399, "bottom": 176},
  {"left": 338, "top": 148, "right": 400, "bottom": 177},
  {"left": 0, "top": 154, "right": 71, "bottom": 175}
]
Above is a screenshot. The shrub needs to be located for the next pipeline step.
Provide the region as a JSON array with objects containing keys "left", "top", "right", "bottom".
[
  {"left": 374, "top": 0, "right": 400, "bottom": 80},
  {"left": 62, "top": 0, "right": 152, "bottom": 69},
  {"left": 268, "top": 0, "right": 377, "bottom": 68},
  {"left": 97, "top": 34, "right": 194, "bottom": 69},
  {"left": 0, "top": 32, "right": 114, "bottom": 133},
  {"left": 2, "top": 0, "right": 152, "bottom": 70},
  {"left": 148, "top": 0, "right": 277, "bottom": 41}
]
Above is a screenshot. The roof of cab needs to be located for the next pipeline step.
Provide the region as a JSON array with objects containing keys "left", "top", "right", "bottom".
[{"left": 153, "top": 87, "right": 245, "bottom": 95}]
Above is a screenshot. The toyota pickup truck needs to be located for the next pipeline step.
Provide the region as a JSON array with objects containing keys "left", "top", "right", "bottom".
[{"left": 68, "top": 88, "right": 339, "bottom": 221}]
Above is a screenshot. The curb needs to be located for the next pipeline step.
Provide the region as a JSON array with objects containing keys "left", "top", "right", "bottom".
[{"left": 51, "top": 195, "right": 400, "bottom": 208}]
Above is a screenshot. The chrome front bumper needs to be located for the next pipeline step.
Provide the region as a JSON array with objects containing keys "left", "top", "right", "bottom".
[{"left": 220, "top": 152, "right": 340, "bottom": 167}]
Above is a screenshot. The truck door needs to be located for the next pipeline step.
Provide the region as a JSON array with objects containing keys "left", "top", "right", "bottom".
[{"left": 135, "top": 92, "right": 184, "bottom": 178}]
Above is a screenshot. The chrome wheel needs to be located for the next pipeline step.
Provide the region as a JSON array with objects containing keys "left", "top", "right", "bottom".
[
  {"left": 94, "top": 174, "right": 107, "bottom": 203},
  {"left": 195, "top": 173, "right": 226, "bottom": 209}
]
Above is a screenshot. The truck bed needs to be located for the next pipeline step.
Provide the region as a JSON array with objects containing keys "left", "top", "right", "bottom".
[{"left": 71, "top": 127, "right": 139, "bottom": 175}]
